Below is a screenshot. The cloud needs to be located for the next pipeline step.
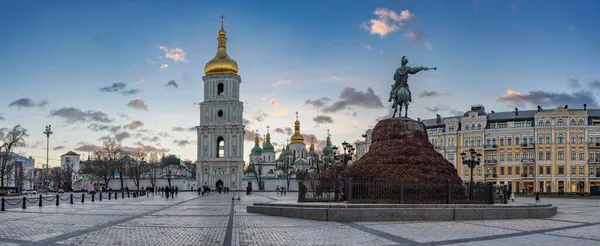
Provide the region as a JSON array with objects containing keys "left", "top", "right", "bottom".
[
  {"left": 253, "top": 113, "right": 269, "bottom": 122},
  {"left": 313, "top": 115, "right": 334, "bottom": 124},
  {"left": 159, "top": 64, "right": 168, "bottom": 69},
  {"left": 187, "top": 127, "right": 196, "bottom": 132},
  {"left": 121, "top": 89, "right": 141, "bottom": 95},
  {"left": 497, "top": 89, "right": 597, "bottom": 108},
  {"left": 310, "top": 87, "right": 383, "bottom": 113},
  {"left": 50, "top": 107, "right": 113, "bottom": 123},
  {"left": 127, "top": 99, "right": 149, "bottom": 111},
  {"left": 115, "top": 132, "right": 132, "bottom": 141},
  {"left": 8, "top": 98, "right": 49, "bottom": 109},
  {"left": 305, "top": 97, "right": 331, "bottom": 108},
  {"left": 271, "top": 99, "right": 280, "bottom": 106},
  {"left": 99, "top": 82, "right": 126, "bottom": 92},
  {"left": 569, "top": 78, "right": 581, "bottom": 89},
  {"left": 137, "top": 78, "right": 146, "bottom": 84},
  {"left": 166, "top": 80, "right": 178, "bottom": 88},
  {"left": 159, "top": 45, "right": 186, "bottom": 62},
  {"left": 145, "top": 58, "right": 155, "bottom": 65},
  {"left": 361, "top": 44, "right": 372, "bottom": 50},
  {"left": 150, "top": 136, "right": 160, "bottom": 142},
  {"left": 124, "top": 120, "right": 144, "bottom": 130},
  {"left": 119, "top": 113, "right": 133, "bottom": 119},
  {"left": 275, "top": 109, "right": 287, "bottom": 116},
  {"left": 274, "top": 127, "right": 293, "bottom": 136},
  {"left": 425, "top": 105, "right": 449, "bottom": 113},
  {"left": 75, "top": 144, "right": 102, "bottom": 152},
  {"left": 27, "top": 141, "right": 44, "bottom": 149},
  {"left": 173, "top": 139, "right": 193, "bottom": 147},
  {"left": 172, "top": 127, "right": 186, "bottom": 132},
  {"left": 0, "top": 113, "right": 4, "bottom": 121},
  {"left": 52, "top": 146, "right": 65, "bottom": 151},
  {"left": 420, "top": 90, "right": 449, "bottom": 98},
  {"left": 361, "top": 8, "right": 414, "bottom": 38},
  {"left": 450, "top": 109, "right": 465, "bottom": 115},
  {"left": 405, "top": 29, "right": 424, "bottom": 41},
  {"left": 425, "top": 42, "right": 433, "bottom": 51},
  {"left": 273, "top": 80, "right": 291, "bottom": 86},
  {"left": 244, "top": 129, "right": 265, "bottom": 142},
  {"left": 243, "top": 118, "right": 250, "bottom": 125},
  {"left": 122, "top": 144, "right": 169, "bottom": 153},
  {"left": 88, "top": 123, "right": 121, "bottom": 132},
  {"left": 590, "top": 80, "right": 600, "bottom": 90},
  {"left": 329, "top": 76, "right": 341, "bottom": 81},
  {"left": 301, "top": 133, "right": 327, "bottom": 152}
]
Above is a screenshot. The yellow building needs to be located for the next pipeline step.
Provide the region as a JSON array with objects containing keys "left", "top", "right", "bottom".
[{"left": 424, "top": 104, "right": 600, "bottom": 194}]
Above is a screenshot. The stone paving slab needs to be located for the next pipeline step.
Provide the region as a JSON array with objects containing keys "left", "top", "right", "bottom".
[{"left": 2, "top": 192, "right": 600, "bottom": 245}]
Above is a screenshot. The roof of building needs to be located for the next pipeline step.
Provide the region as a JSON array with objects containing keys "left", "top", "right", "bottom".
[
  {"left": 293, "top": 158, "right": 309, "bottom": 165},
  {"left": 61, "top": 151, "right": 80, "bottom": 157}
]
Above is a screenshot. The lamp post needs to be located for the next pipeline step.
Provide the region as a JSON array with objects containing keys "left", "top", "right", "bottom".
[
  {"left": 332, "top": 141, "right": 355, "bottom": 201},
  {"left": 461, "top": 148, "right": 481, "bottom": 199},
  {"left": 43, "top": 125, "right": 53, "bottom": 193}
]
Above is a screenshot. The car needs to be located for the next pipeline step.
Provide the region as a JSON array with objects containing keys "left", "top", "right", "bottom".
[
  {"left": 57, "top": 189, "right": 64, "bottom": 194},
  {"left": 23, "top": 189, "right": 37, "bottom": 195}
]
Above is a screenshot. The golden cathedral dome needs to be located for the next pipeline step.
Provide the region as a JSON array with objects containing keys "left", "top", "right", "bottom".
[
  {"left": 290, "top": 111, "right": 305, "bottom": 144},
  {"left": 204, "top": 16, "right": 239, "bottom": 76}
]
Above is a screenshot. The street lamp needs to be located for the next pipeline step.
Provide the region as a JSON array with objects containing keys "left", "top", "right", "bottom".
[
  {"left": 43, "top": 125, "right": 53, "bottom": 193},
  {"left": 332, "top": 141, "right": 355, "bottom": 201},
  {"left": 461, "top": 148, "right": 481, "bottom": 199}
]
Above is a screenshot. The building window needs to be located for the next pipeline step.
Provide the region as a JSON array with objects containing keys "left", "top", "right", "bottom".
[
  {"left": 538, "top": 136, "right": 543, "bottom": 144},
  {"left": 590, "top": 152, "right": 595, "bottom": 160},
  {"left": 571, "top": 166, "right": 576, "bottom": 175},
  {"left": 539, "top": 166, "right": 544, "bottom": 175},
  {"left": 515, "top": 152, "right": 520, "bottom": 161},
  {"left": 558, "top": 119, "right": 564, "bottom": 126},
  {"left": 508, "top": 152, "right": 512, "bottom": 161},
  {"left": 558, "top": 151, "right": 564, "bottom": 160},
  {"left": 465, "top": 124, "right": 469, "bottom": 130},
  {"left": 449, "top": 126, "right": 455, "bottom": 132},
  {"left": 580, "top": 166, "right": 584, "bottom": 175},
  {"left": 579, "top": 152, "right": 584, "bottom": 160},
  {"left": 216, "top": 137, "right": 225, "bottom": 158},
  {"left": 470, "top": 139, "right": 475, "bottom": 147},
  {"left": 471, "top": 123, "right": 475, "bottom": 129},
  {"left": 500, "top": 167, "right": 505, "bottom": 176},
  {"left": 218, "top": 110, "right": 223, "bottom": 118},
  {"left": 538, "top": 152, "right": 543, "bottom": 160},
  {"left": 579, "top": 119, "right": 584, "bottom": 126},
  {"left": 546, "top": 166, "right": 551, "bottom": 175},
  {"left": 530, "top": 152, "right": 534, "bottom": 160},
  {"left": 516, "top": 167, "right": 520, "bottom": 175},
  {"left": 571, "top": 152, "right": 576, "bottom": 160},
  {"left": 508, "top": 167, "right": 512, "bottom": 175},
  {"left": 538, "top": 120, "right": 544, "bottom": 126},
  {"left": 591, "top": 167, "right": 595, "bottom": 174},
  {"left": 546, "top": 136, "right": 551, "bottom": 144},
  {"left": 464, "top": 140, "right": 469, "bottom": 147},
  {"left": 500, "top": 138, "right": 505, "bottom": 146},
  {"left": 515, "top": 137, "right": 520, "bottom": 145},
  {"left": 546, "top": 119, "right": 551, "bottom": 126},
  {"left": 558, "top": 135, "right": 564, "bottom": 144},
  {"left": 492, "top": 138, "right": 497, "bottom": 145},
  {"left": 477, "top": 123, "right": 482, "bottom": 129},
  {"left": 217, "top": 83, "right": 224, "bottom": 95},
  {"left": 571, "top": 135, "right": 576, "bottom": 144},
  {"left": 476, "top": 139, "right": 481, "bottom": 147},
  {"left": 449, "top": 153, "right": 454, "bottom": 160},
  {"left": 558, "top": 166, "right": 564, "bottom": 175},
  {"left": 508, "top": 137, "right": 512, "bottom": 146},
  {"left": 579, "top": 135, "right": 584, "bottom": 144},
  {"left": 500, "top": 152, "right": 505, "bottom": 161},
  {"left": 570, "top": 119, "right": 576, "bottom": 125},
  {"left": 546, "top": 151, "right": 551, "bottom": 160}
]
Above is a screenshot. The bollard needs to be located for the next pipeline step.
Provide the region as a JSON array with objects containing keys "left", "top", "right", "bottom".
[
  {"left": 128, "top": 191, "right": 130, "bottom": 198},
  {"left": 81, "top": 194, "right": 85, "bottom": 203},
  {"left": 99, "top": 193, "right": 102, "bottom": 201},
  {"left": 92, "top": 193, "right": 95, "bottom": 202},
  {"left": 22, "top": 197, "right": 26, "bottom": 209},
  {"left": 39, "top": 195, "right": 43, "bottom": 207},
  {"left": 70, "top": 194, "right": 73, "bottom": 204},
  {"left": 1, "top": 198, "right": 5, "bottom": 211},
  {"left": 56, "top": 195, "right": 59, "bottom": 206},
  {"left": 115, "top": 192, "right": 117, "bottom": 200}
]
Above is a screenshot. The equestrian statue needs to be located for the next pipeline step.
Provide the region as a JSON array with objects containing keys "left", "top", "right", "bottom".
[{"left": 390, "top": 56, "right": 436, "bottom": 118}]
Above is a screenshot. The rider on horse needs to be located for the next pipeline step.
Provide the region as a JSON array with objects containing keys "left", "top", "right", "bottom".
[{"left": 389, "top": 56, "right": 436, "bottom": 104}]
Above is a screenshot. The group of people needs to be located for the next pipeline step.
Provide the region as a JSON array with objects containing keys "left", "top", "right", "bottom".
[
  {"left": 150, "top": 186, "right": 179, "bottom": 199},
  {"left": 275, "top": 186, "right": 287, "bottom": 196}
]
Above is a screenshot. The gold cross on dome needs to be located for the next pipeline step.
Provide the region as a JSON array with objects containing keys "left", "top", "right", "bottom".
[
  {"left": 267, "top": 125, "right": 270, "bottom": 132},
  {"left": 295, "top": 111, "right": 299, "bottom": 120},
  {"left": 327, "top": 129, "right": 330, "bottom": 136},
  {"left": 220, "top": 14, "right": 225, "bottom": 22}
]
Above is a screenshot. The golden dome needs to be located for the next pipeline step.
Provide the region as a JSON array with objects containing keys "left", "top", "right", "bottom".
[
  {"left": 204, "top": 16, "right": 239, "bottom": 76},
  {"left": 290, "top": 111, "right": 305, "bottom": 144},
  {"left": 309, "top": 137, "right": 315, "bottom": 151}
]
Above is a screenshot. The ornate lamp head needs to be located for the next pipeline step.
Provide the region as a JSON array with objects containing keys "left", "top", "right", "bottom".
[{"left": 401, "top": 56, "right": 409, "bottom": 65}]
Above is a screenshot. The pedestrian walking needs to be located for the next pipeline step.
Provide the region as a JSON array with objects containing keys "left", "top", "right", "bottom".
[
  {"left": 535, "top": 192, "right": 540, "bottom": 203},
  {"left": 510, "top": 191, "right": 515, "bottom": 202},
  {"left": 175, "top": 186, "right": 178, "bottom": 196},
  {"left": 170, "top": 186, "right": 175, "bottom": 199},
  {"left": 276, "top": 186, "right": 280, "bottom": 196},
  {"left": 165, "top": 186, "right": 170, "bottom": 199}
]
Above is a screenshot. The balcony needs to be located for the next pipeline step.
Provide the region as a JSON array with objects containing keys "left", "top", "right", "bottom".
[
  {"left": 521, "top": 173, "right": 535, "bottom": 179},
  {"left": 484, "top": 159, "right": 498, "bottom": 164},
  {"left": 588, "top": 142, "right": 600, "bottom": 148},
  {"left": 521, "top": 143, "right": 535, "bottom": 149},
  {"left": 588, "top": 159, "right": 600, "bottom": 164},
  {"left": 521, "top": 158, "right": 535, "bottom": 164},
  {"left": 484, "top": 144, "right": 497, "bottom": 150}
]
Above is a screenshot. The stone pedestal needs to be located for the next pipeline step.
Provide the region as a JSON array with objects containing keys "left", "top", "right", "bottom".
[{"left": 349, "top": 118, "right": 462, "bottom": 184}]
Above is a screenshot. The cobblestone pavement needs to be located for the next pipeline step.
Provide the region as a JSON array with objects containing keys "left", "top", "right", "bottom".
[{"left": 1, "top": 191, "right": 599, "bottom": 245}]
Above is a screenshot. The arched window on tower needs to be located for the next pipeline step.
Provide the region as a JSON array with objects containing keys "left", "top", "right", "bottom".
[
  {"left": 216, "top": 137, "right": 225, "bottom": 158},
  {"left": 217, "top": 83, "right": 224, "bottom": 96}
]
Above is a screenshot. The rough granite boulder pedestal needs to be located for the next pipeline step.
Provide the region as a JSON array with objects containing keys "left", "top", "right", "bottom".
[{"left": 349, "top": 117, "right": 462, "bottom": 184}]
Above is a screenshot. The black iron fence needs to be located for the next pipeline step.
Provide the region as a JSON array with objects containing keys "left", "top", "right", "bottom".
[
  {"left": 0, "top": 190, "right": 148, "bottom": 211},
  {"left": 299, "top": 179, "right": 495, "bottom": 204}
]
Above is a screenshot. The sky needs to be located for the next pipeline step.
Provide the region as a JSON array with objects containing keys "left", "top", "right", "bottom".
[{"left": 1, "top": 0, "right": 599, "bottom": 167}]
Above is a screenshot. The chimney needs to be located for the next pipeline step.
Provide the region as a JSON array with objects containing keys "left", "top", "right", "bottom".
[
  {"left": 436, "top": 114, "right": 441, "bottom": 124},
  {"left": 564, "top": 105, "right": 568, "bottom": 109},
  {"left": 584, "top": 104, "right": 587, "bottom": 110},
  {"left": 537, "top": 105, "right": 542, "bottom": 112},
  {"left": 514, "top": 108, "right": 519, "bottom": 116}
]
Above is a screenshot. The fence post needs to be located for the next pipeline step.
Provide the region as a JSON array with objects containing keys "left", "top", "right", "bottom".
[
  {"left": 400, "top": 183, "right": 404, "bottom": 204},
  {"left": 447, "top": 180, "right": 451, "bottom": 204},
  {"left": 128, "top": 191, "right": 130, "bottom": 198},
  {"left": 22, "top": 197, "right": 26, "bottom": 209},
  {"left": 70, "top": 194, "right": 73, "bottom": 204},
  {"left": 115, "top": 192, "right": 117, "bottom": 200},
  {"left": 91, "top": 193, "right": 95, "bottom": 202},
  {"left": 108, "top": 192, "right": 111, "bottom": 200},
  {"left": 39, "top": 195, "right": 43, "bottom": 207},
  {"left": 348, "top": 178, "right": 353, "bottom": 204},
  {"left": 99, "top": 192, "right": 102, "bottom": 201},
  {"left": 81, "top": 194, "right": 84, "bottom": 203},
  {"left": 56, "top": 195, "right": 59, "bottom": 206},
  {"left": 1, "top": 198, "right": 4, "bottom": 211},
  {"left": 489, "top": 183, "right": 494, "bottom": 204}
]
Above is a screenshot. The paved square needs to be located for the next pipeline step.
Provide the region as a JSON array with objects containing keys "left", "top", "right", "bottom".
[{"left": 1, "top": 192, "right": 599, "bottom": 245}]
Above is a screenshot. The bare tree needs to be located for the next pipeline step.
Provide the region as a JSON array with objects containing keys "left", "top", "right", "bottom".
[
  {"left": 276, "top": 156, "right": 296, "bottom": 191},
  {"left": 147, "top": 152, "right": 159, "bottom": 189},
  {"left": 49, "top": 167, "right": 63, "bottom": 190},
  {"left": 62, "top": 159, "right": 74, "bottom": 191},
  {"left": 87, "top": 145, "right": 117, "bottom": 190},
  {"left": 127, "top": 150, "right": 148, "bottom": 191},
  {"left": 161, "top": 154, "right": 182, "bottom": 188},
  {"left": 245, "top": 156, "right": 264, "bottom": 191},
  {"left": 101, "top": 139, "right": 125, "bottom": 190},
  {"left": 0, "top": 125, "right": 28, "bottom": 189}
]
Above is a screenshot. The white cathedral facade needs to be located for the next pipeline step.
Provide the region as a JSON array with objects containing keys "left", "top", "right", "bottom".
[{"left": 196, "top": 19, "right": 245, "bottom": 191}]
